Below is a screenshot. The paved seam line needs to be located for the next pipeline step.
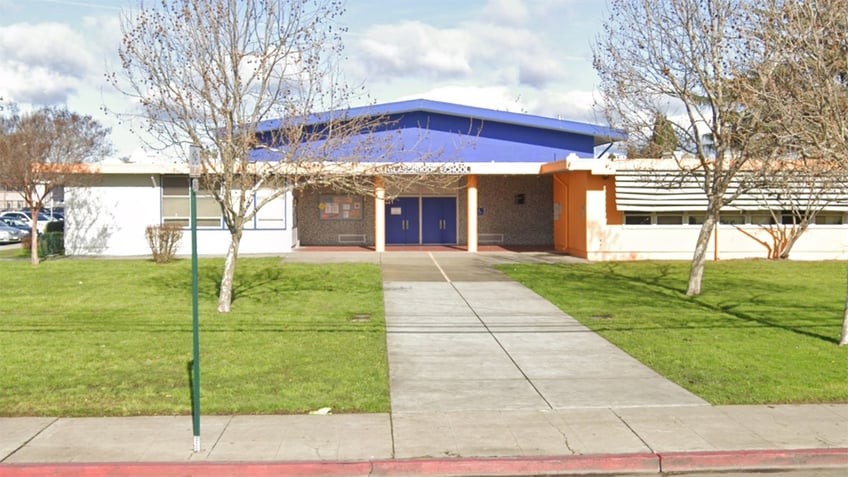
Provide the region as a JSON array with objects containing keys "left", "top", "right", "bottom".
[
  {"left": 206, "top": 415, "right": 234, "bottom": 458},
  {"left": 427, "top": 251, "right": 452, "bottom": 282},
  {"left": 429, "top": 253, "right": 554, "bottom": 410},
  {"left": 1, "top": 417, "right": 59, "bottom": 463},
  {"left": 610, "top": 408, "right": 656, "bottom": 455},
  {"left": 388, "top": 406, "right": 397, "bottom": 459}
]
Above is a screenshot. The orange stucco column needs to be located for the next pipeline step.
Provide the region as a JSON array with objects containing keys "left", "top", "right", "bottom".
[
  {"left": 467, "top": 174, "right": 478, "bottom": 253},
  {"left": 374, "top": 177, "right": 385, "bottom": 253}
]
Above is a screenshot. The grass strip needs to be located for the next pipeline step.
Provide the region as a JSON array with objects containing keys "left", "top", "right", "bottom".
[{"left": 498, "top": 260, "right": 848, "bottom": 404}]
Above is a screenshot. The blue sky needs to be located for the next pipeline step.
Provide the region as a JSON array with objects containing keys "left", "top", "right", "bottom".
[{"left": 0, "top": 0, "right": 609, "bottom": 157}]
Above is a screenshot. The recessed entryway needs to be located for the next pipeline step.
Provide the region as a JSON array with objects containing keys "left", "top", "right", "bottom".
[{"left": 386, "top": 196, "right": 457, "bottom": 245}]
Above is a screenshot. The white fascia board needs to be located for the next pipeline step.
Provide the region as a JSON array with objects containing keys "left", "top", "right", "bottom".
[
  {"left": 371, "top": 161, "right": 544, "bottom": 175},
  {"left": 93, "top": 163, "right": 189, "bottom": 175},
  {"left": 92, "top": 161, "right": 548, "bottom": 176},
  {"left": 465, "top": 162, "right": 546, "bottom": 175}
]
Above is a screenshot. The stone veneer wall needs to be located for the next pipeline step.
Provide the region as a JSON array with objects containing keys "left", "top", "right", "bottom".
[
  {"left": 295, "top": 189, "right": 375, "bottom": 246},
  {"left": 474, "top": 175, "right": 553, "bottom": 246}
]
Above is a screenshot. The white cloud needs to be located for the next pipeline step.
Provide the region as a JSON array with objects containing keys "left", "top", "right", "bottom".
[
  {"left": 481, "top": 0, "right": 530, "bottom": 26},
  {"left": 399, "top": 85, "right": 527, "bottom": 112},
  {"left": 82, "top": 14, "right": 122, "bottom": 60},
  {"left": 0, "top": 22, "right": 96, "bottom": 104},
  {"left": 358, "top": 21, "right": 471, "bottom": 79},
  {"left": 526, "top": 89, "right": 602, "bottom": 124},
  {"left": 395, "top": 85, "right": 605, "bottom": 126}
]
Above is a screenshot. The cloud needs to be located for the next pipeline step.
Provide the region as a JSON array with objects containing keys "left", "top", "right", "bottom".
[
  {"left": 0, "top": 22, "right": 96, "bottom": 104},
  {"left": 526, "top": 89, "right": 603, "bottom": 124},
  {"left": 358, "top": 21, "right": 471, "bottom": 79},
  {"left": 481, "top": 0, "right": 531, "bottom": 26},
  {"left": 517, "top": 56, "right": 568, "bottom": 88},
  {"left": 395, "top": 85, "right": 605, "bottom": 127},
  {"left": 399, "top": 85, "right": 527, "bottom": 112}
]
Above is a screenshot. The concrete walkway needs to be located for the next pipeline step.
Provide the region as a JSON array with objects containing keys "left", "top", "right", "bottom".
[
  {"left": 1, "top": 250, "right": 846, "bottom": 476},
  {"left": 380, "top": 251, "right": 706, "bottom": 414}
]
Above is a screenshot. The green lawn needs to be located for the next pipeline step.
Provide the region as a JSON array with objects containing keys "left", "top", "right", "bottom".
[
  {"left": 498, "top": 260, "right": 848, "bottom": 405},
  {"left": 3, "top": 255, "right": 847, "bottom": 416},
  {"left": 0, "top": 257, "right": 388, "bottom": 416}
]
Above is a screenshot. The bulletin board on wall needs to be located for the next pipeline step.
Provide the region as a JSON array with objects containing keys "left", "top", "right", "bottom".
[{"left": 319, "top": 195, "right": 363, "bottom": 220}]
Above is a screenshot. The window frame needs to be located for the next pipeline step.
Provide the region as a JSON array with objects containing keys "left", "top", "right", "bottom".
[{"left": 161, "top": 176, "right": 222, "bottom": 228}]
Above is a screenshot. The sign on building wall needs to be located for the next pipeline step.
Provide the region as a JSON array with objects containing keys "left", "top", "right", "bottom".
[{"left": 319, "top": 195, "right": 362, "bottom": 220}]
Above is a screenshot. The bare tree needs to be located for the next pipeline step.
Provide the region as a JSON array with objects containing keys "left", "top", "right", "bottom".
[
  {"left": 594, "top": 0, "right": 766, "bottom": 296},
  {"left": 735, "top": 0, "right": 848, "bottom": 344},
  {"left": 0, "top": 107, "right": 110, "bottom": 264},
  {"left": 744, "top": 158, "right": 847, "bottom": 259},
  {"left": 627, "top": 113, "right": 680, "bottom": 159},
  {"left": 112, "top": 0, "right": 460, "bottom": 313}
]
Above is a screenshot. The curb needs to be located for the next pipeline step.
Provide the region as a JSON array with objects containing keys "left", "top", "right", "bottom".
[
  {"left": 1, "top": 448, "right": 845, "bottom": 477},
  {"left": 371, "top": 453, "right": 659, "bottom": 476},
  {"left": 659, "top": 448, "right": 848, "bottom": 473}
]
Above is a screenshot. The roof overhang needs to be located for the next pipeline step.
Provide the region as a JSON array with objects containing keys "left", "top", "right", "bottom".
[{"left": 540, "top": 156, "right": 616, "bottom": 176}]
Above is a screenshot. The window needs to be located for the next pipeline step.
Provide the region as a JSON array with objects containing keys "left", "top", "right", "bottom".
[
  {"left": 816, "top": 214, "right": 845, "bottom": 225},
  {"left": 687, "top": 214, "right": 705, "bottom": 225},
  {"left": 780, "top": 212, "right": 798, "bottom": 225},
  {"left": 162, "top": 176, "right": 221, "bottom": 227},
  {"left": 719, "top": 213, "right": 744, "bottom": 225},
  {"left": 619, "top": 211, "right": 844, "bottom": 226},
  {"left": 656, "top": 214, "right": 683, "bottom": 225},
  {"left": 624, "top": 213, "right": 651, "bottom": 225},
  {"left": 750, "top": 214, "right": 775, "bottom": 225}
]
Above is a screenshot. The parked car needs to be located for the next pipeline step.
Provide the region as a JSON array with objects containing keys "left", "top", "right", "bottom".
[
  {"left": 41, "top": 207, "right": 64, "bottom": 221},
  {"left": 0, "top": 216, "right": 33, "bottom": 235},
  {"left": 0, "top": 210, "right": 57, "bottom": 234},
  {"left": 0, "top": 221, "right": 28, "bottom": 244}
]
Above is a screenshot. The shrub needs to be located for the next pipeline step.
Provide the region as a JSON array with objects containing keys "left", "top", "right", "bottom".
[
  {"left": 20, "top": 231, "right": 65, "bottom": 257},
  {"left": 45, "top": 221, "right": 64, "bottom": 233},
  {"left": 38, "top": 232, "right": 64, "bottom": 257},
  {"left": 145, "top": 224, "right": 183, "bottom": 263}
]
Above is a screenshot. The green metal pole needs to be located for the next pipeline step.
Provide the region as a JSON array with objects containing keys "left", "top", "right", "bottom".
[{"left": 190, "top": 177, "right": 200, "bottom": 453}]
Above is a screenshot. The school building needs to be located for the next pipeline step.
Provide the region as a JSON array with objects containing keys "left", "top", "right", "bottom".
[{"left": 64, "top": 99, "right": 848, "bottom": 260}]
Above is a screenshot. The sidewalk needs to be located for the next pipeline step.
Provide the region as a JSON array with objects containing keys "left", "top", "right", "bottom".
[
  {"left": 1, "top": 249, "right": 847, "bottom": 476},
  {"left": 2, "top": 406, "right": 847, "bottom": 475}
]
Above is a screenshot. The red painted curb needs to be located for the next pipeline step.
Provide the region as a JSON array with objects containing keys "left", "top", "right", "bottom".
[
  {"left": 0, "top": 454, "right": 659, "bottom": 477},
  {"left": 1, "top": 449, "right": 845, "bottom": 477},
  {"left": 371, "top": 453, "right": 659, "bottom": 476},
  {"left": 659, "top": 448, "right": 848, "bottom": 473}
]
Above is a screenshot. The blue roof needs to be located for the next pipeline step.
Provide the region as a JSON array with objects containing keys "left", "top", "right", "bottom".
[
  {"left": 256, "top": 99, "right": 625, "bottom": 146},
  {"left": 252, "top": 99, "right": 626, "bottom": 163}
]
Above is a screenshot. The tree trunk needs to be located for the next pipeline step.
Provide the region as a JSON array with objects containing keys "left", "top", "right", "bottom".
[
  {"left": 841, "top": 266, "right": 848, "bottom": 346},
  {"left": 217, "top": 232, "right": 242, "bottom": 313},
  {"left": 687, "top": 202, "right": 720, "bottom": 296},
  {"left": 29, "top": 220, "right": 39, "bottom": 265},
  {"left": 29, "top": 207, "right": 40, "bottom": 266},
  {"left": 777, "top": 223, "right": 808, "bottom": 260}
]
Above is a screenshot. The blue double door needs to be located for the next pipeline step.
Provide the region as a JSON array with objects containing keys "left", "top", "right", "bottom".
[{"left": 386, "top": 197, "right": 457, "bottom": 245}]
